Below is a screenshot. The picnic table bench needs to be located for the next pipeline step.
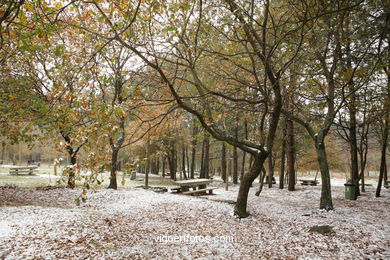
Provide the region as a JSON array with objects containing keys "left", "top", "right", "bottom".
[
  {"left": 300, "top": 171, "right": 319, "bottom": 186},
  {"left": 9, "top": 165, "right": 39, "bottom": 175},
  {"left": 264, "top": 176, "right": 276, "bottom": 184},
  {"left": 172, "top": 178, "right": 215, "bottom": 195},
  {"left": 300, "top": 179, "right": 319, "bottom": 186}
]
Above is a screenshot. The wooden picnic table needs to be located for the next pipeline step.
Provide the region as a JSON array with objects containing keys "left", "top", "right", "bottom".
[
  {"left": 9, "top": 165, "right": 39, "bottom": 175},
  {"left": 300, "top": 179, "right": 319, "bottom": 186},
  {"left": 172, "top": 178, "right": 214, "bottom": 195}
]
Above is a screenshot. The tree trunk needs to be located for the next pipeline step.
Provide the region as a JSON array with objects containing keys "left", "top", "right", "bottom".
[
  {"left": 168, "top": 145, "right": 177, "bottom": 180},
  {"left": 315, "top": 142, "right": 333, "bottom": 210},
  {"left": 286, "top": 118, "right": 295, "bottom": 191},
  {"left": 182, "top": 144, "right": 188, "bottom": 180},
  {"left": 255, "top": 166, "right": 267, "bottom": 196},
  {"left": 376, "top": 71, "right": 390, "bottom": 197},
  {"left": 376, "top": 127, "right": 389, "bottom": 197},
  {"left": 108, "top": 148, "right": 119, "bottom": 189},
  {"left": 359, "top": 151, "right": 367, "bottom": 193},
  {"left": 162, "top": 157, "right": 166, "bottom": 177},
  {"left": 358, "top": 115, "right": 369, "bottom": 192},
  {"left": 349, "top": 92, "right": 360, "bottom": 197},
  {"left": 67, "top": 153, "right": 77, "bottom": 188},
  {"left": 279, "top": 120, "right": 286, "bottom": 189},
  {"left": 233, "top": 146, "right": 238, "bottom": 184},
  {"left": 221, "top": 142, "right": 227, "bottom": 182},
  {"left": 235, "top": 153, "right": 266, "bottom": 218},
  {"left": 200, "top": 138, "right": 205, "bottom": 178},
  {"left": 240, "top": 120, "right": 248, "bottom": 182},
  {"left": 233, "top": 117, "right": 239, "bottom": 184},
  {"left": 240, "top": 151, "right": 246, "bottom": 182},
  {"left": 201, "top": 134, "right": 210, "bottom": 179},
  {"left": 185, "top": 147, "right": 190, "bottom": 178},
  {"left": 267, "top": 155, "right": 274, "bottom": 188},
  {"left": 154, "top": 157, "right": 160, "bottom": 175},
  {"left": 190, "top": 121, "right": 197, "bottom": 179},
  {"left": 1, "top": 142, "right": 5, "bottom": 163}
]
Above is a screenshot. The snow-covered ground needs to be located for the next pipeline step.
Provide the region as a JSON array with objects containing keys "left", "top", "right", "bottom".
[{"left": 0, "top": 182, "right": 389, "bottom": 259}]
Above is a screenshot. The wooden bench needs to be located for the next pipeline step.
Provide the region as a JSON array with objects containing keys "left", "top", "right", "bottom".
[
  {"left": 300, "top": 179, "right": 319, "bottom": 186},
  {"left": 9, "top": 166, "right": 39, "bottom": 175},
  {"left": 264, "top": 176, "right": 276, "bottom": 184},
  {"left": 182, "top": 188, "right": 215, "bottom": 195},
  {"left": 170, "top": 186, "right": 182, "bottom": 193}
]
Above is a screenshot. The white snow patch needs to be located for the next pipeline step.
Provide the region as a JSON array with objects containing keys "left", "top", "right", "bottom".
[{"left": 0, "top": 221, "right": 12, "bottom": 238}]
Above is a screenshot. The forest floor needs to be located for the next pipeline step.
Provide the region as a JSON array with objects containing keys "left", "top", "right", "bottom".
[{"left": 0, "top": 177, "right": 389, "bottom": 259}]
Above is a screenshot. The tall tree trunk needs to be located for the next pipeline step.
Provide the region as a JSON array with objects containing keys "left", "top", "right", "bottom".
[
  {"left": 200, "top": 138, "right": 205, "bottom": 178},
  {"left": 279, "top": 120, "right": 286, "bottom": 189},
  {"left": 267, "top": 155, "right": 274, "bottom": 188},
  {"left": 233, "top": 146, "right": 238, "bottom": 184},
  {"left": 221, "top": 142, "right": 227, "bottom": 182},
  {"left": 233, "top": 117, "right": 239, "bottom": 184},
  {"left": 108, "top": 148, "right": 119, "bottom": 189},
  {"left": 168, "top": 143, "right": 177, "bottom": 180},
  {"left": 1, "top": 142, "right": 5, "bottom": 163},
  {"left": 182, "top": 144, "right": 188, "bottom": 180},
  {"left": 359, "top": 146, "right": 368, "bottom": 193},
  {"left": 358, "top": 111, "right": 369, "bottom": 192},
  {"left": 376, "top": 125, "right": 389, "bottom": 197},
  {"left": 376, "top": 138, "right": 388, "bottom": 197},
  {"left": 235, "top": 154, "right": 266, "bottom": 217},
  {"left": 255, "top": 166, "right": 267, "bottom": 196},
  {"left": 376, "top": 70, "right": 390, "bottom": 197},
  {"left": 286, "top": 118, "right": 295, "bottom": 191},
  {"left": 61, "top": 131, "right": 82, "bottom": 189},
  {"left": 201, "top": 134, "right": 210, "bottom": 179},
  {"left": 315, "top": 141, "right": 333, "bottom": 210},
  {"left": 162, "top": 157, "right": 166, "bottom": 177},
  {"left": 154, "top": 157, "right": 160, "bottom": 175},
  {"left": 67, "top": 152, "right": 77, "bottom": 188},
  {"left": 190, "top": 119, "right": 197, "bottom": 179},
  {"left": 349, "top": 89, "right": 359, "bottom": 197},
  {"left": 240, "top": 151, "right": 246, "bottom": 182},
  {"left": 185, "top": 147, "right": 190, "bottom": 178},
  {"left": 240, "top": 120, "right": 248, "bottom": 182}
]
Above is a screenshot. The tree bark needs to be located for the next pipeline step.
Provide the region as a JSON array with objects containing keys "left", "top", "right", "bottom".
[
  {"left": 315, "top": 141, "right": 333, "bottom": 210},
  {"left": 168, "top": 143, "right": 177, "bottom": 180},
  {"left": 279, "top": 120, "right": 286, "bottom": 189},
  {"left": 255, "top": 166, "right": 267, "bottom": 196},
  {"left": 267, "top": 155, "right": 274, "bottom": 188},
  {"left": 376, "top": 123, "right": 389, "bottom": 197},
  {"left": 240, "top": 120, "right": 248, "bottom": 182},
  {"left": 233, "top": 146, "right": 238, "bottom": 184},
  {"left": 162, "top": 157, "right": 166, "bottom": 177},
  {"left": 349, "top": 87, "right": 359, "bottom": 197},
  {"left": 67, "top": 153, "right": 77, "bottom": 188},
  {"left": 201, "top": 134, "right": 210, "bottom": 179},
  {"left": 376, "top": 70, "right": 390, "bottom": 197},
  {"left": 190, "top": 119, "right": 197, "bottom": 179},
  {"left": 221, "top": 142, "right": 227, "bottom": 182},
  {"left": 233, "top": 117, "right": 239, "bottom": 184},
  {"left": 182, "top": 144, "right": 188, "bottom": 180},
  {"left": 286, "top": 118, "right": 295, "bottom": 191},
  {"left": 108, "top": 148, "right": 119, "bottom": 189},
  {"left": 235, "top": 154, "right": 266, "bottom": 217},
  {"left": 185, "top": 146, "right": 190, "bottom": 178}
]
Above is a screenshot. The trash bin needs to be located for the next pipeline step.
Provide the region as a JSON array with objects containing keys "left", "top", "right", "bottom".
[{"left": 344, "top": 179, "right": 356, "bottom": 200}]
